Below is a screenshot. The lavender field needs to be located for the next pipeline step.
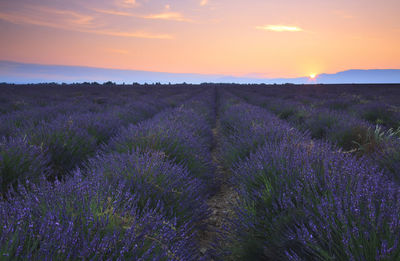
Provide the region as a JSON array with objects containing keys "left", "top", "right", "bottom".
[{"left": 1, "top": 83, "right": 400, "bottom": 260}]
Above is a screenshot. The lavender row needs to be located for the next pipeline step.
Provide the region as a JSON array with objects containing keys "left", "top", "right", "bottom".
[
  {"left": 218, "top": 90, "right": 400, "bottom": 260},
  {"left": 0, "top": 84, "right": 135, "bottom": 115},
  {"left": 0, "top": 169, "right": 199, "bottom": 259},
  {"left": 241, "top": 86, "right": 400, "bottom": 138},
  {"left": 0, "top": 89, "right": 215, "bottom": 260},
  {"left": 301, "top": 94, "right": 400, "bottom": 130},
  {"left": 0, "top": 85, "right": 191, "bottom": 138},
  {"left": 104, "top": 93, "right": 216, "bottom": 192},
  {"left": 230, "top": 84, "right": 400, "bottom": 127},
  {"left": 79, "top": 89, "right": 216, "bottom": 256},
  {"left": 231, "top": 87, "right": 400, "bottom": 182},
  {"left": 267, "top": 91, "right": 400, "bottom": 131},
  {"left": 0, "top": 84, "right": 185, "bottom": 115},
  {"left": 218, "top": 91, "right": 281, "bottom": 168},
  {"left": 91, "top": 88, "right": 216, "bottom": 227},
  {"left": 0, "top": 89, "right": 196, "bottom": 193}
]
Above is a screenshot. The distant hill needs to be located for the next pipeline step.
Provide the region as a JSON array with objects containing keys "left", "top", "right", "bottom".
[
  {"left": 218, "top": 69, "right": 400, "bottom": 84},
  {"left": 315, "top": 69, "right": 400, "bottom": 84},
  {"left": 0, "top": 60, "right": 223, "bottom": 84},
  {"left": 1, "top": 60, "right": 399, "bottom": 84}
]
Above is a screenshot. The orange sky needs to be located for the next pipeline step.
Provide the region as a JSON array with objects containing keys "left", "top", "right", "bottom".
[{"left": 0, "top": 0, "right": 399, "bottom": 78}]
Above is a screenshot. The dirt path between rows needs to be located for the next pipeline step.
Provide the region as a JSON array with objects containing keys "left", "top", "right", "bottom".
[{"left": 198, "top": 88, "right": 238, "bottom": 259}]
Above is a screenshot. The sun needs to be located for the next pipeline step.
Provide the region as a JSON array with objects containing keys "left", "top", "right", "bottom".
[{"left": 309, "top": 73, "right": 317, "bottom": 79}]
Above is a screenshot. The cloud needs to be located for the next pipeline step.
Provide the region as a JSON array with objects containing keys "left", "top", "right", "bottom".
[
  {"left": 93, "top": 8, "right": 191, "bottom": 23},
  {"left": 94, "top": 9, "right": 134, "bottom": 17},
  {"left": 26, "top": 6, "right": 95, "bottom": 27},
  {"left": 116, "top": 0, "right": 139, "bottom": 8},
  {"left": 93, "top": 30, "right": 172, "bottom": 39},
  {"left": 256, "top": 25, "right": 303, "bottom": 32},
  {"left": 0, "top": 12, "right": 62, "bottom": 29},
  {"left": 0, "top": 9, "right": 172, "bottom": 39},
  {"left": 93, "top": 6, "right": 192, "bottom": 23},
  {"left": 200, "top": 0, "right": 208, "bottom": 6},
  {"left": 124, "top": 0, "right": 137, "bottom": 4},
  {"left": 143, "top": 12, "right": 192, "bottom": 22}
]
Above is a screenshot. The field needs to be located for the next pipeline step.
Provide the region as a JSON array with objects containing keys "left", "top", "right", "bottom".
[{"left": 1, "top": 83, "right": 400, "bottom": 260}]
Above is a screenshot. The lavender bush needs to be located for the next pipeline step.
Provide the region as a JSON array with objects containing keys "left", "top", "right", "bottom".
[
  {"left": 0, "top": 136, "right": 50, "bottom": 193},
  {"left": 231, "top": 87, "right": 400, "bottom": 181},
  {"left": 82, "top": 150, "right": 208, "bottom": 225},
  {"left": 28, "top": 116, "right": 98, "bottom": 178},
  {"left": 352, "top": 101, "right": 400, "bottom": 129},
  {"left": 106, "top": 95, "right": 215, "bottom": 190},
  {"left": 218, "top": 91, "right": 400, "bottom": 260},
  {"left": 0, "top": 173, "right": 199, "bottom": 260}
]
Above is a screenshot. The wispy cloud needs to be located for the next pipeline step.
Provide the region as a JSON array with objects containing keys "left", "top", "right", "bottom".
[
  {"left": 94, "top": 9, "right": 134, "bottom": 17},
  {"left": 143, "top": 12, "right": 192, "bottom": 22},
  {"left": 200, "top": 0, "right": 209, "bottom": 6},
  {"left": 115, "top": 0, "right": 139, "bottom": 8},
  {"left": 0, "top": 12, "right": 62, "bottom": 29},
  {"left": 124, "top": 0, "right": 137, "bottom": 5},
  {"left": 256, "top": 25, "right": 303, "bottom": 32},
  {"left": 29, "top": 6, "right": 95, "bottom": 27},
  {"left": 0, "top": 8, "right": 172, "bottom": 39},
  {"left": 94, "top": 30, "right": 172, "bottom": 39},
  {"left": 93, "top": 6, "right": 192, "bottom": 23}
]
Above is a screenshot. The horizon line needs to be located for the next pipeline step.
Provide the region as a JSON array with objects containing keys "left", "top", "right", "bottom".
[{"left": 2, "top": 60, "right": 400, "bottom": 81}]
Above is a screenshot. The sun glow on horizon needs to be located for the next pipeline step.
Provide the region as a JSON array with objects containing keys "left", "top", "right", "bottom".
[{"left": 309, "top": 73, "right": 317, "bottom": 79}]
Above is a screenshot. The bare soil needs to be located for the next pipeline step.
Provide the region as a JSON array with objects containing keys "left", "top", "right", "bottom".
[{"left": 198, "top": 90, "right": 238, "bottom": 259}]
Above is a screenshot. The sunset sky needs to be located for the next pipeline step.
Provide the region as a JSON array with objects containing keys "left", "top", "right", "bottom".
[{"left": 0, "top": 0, "right": 399, "bottom": 78}]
